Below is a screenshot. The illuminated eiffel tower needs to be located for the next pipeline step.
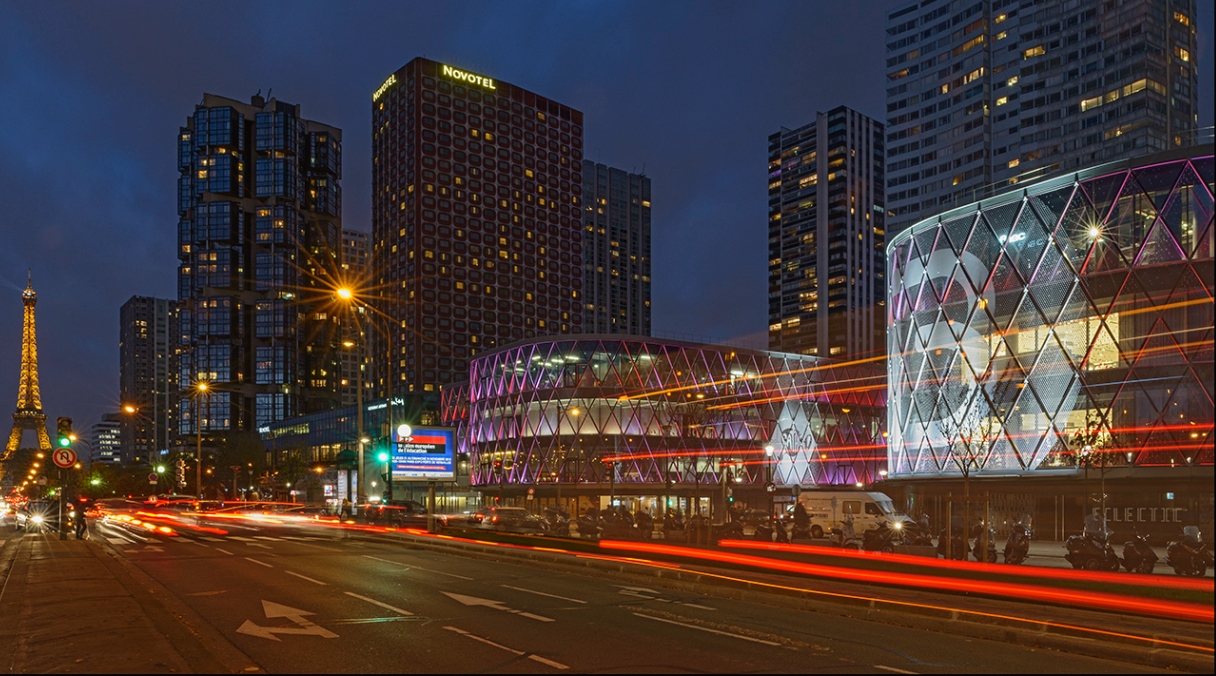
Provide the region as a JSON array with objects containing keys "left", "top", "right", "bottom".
[{"left": 4, "top": 272, "right": 52, "bottom": 459}]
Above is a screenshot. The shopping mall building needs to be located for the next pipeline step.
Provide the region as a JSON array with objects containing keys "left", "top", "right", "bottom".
[
  {"left": 885, "top": 146, "right": 1213, "bottom": 540},
  {"left": 440, "top": 336, "right": 885, "bottom": 519}
]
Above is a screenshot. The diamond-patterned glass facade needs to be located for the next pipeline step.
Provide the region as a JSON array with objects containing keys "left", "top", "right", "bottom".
[
  {"left": 441, "top": 337, "right": 886, "bottom": 491},
  {"left": 888, "top": 149, "right": 1215, "bottom": 479}
]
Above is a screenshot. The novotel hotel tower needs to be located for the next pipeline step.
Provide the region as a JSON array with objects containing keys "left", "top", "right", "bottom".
[{"left": 372, "top": 58, "right": 586, "bottom": 420}]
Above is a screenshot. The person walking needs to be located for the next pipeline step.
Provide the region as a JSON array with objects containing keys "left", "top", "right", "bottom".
[
  {"left": 340, "top": 497, "right": 353, "bottom": 520},
  {"left": 72, "top": 501, "right": 88, "bottom": 540}
]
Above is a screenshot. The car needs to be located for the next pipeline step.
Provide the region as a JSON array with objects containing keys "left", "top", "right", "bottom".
[
  {"left": 469, "top": 506, "right": 546, "bottom": 534},
  {"left": 368, "top": 500, "right": 447, "bottom": 530},
  {"left": 16, "top": 500, "right": 59, "bottom": 533}
]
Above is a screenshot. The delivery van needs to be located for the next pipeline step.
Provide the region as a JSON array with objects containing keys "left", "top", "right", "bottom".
[{"left": 788, "top": 491, "right": 912, "bottom": 538}]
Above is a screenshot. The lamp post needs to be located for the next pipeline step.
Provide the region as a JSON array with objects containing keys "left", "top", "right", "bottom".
[
  {"left": 765, "top": 444, "right": 774, "bottom": 519},
  {"left": 337, "top": 286, "right": 397, "bottom": 513},
  {"left": 196, "top": 382, "right": 209, "bottom": 500}
]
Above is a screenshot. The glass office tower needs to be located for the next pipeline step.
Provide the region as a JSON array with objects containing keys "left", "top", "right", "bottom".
[
  {"left": 581, "top": 161, "right": 652, "bottom": 336},
  {"left": 176, "top": 93, "right": 343, "bottom": 440}
]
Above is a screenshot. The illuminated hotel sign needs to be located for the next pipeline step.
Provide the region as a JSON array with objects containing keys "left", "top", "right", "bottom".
[
  {"left": 441, "top": 64, "right": 497, "bottom": 90},
  {"left": 373, "top": 73, "right": 397, "bottom": 102}
]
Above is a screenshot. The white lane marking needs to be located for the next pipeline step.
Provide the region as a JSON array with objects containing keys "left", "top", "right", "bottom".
[
  {"left": 245, "top": 557, "right": 273, "bottom": 568},
  {"left": 681, "top": 603, "right": 718, "bottom": 611},
  {"left": 344, "top": 592, "right": 413, "bottom": 616},
  {"left": 631, "top": 613, "right": 781, "bottom": 646},
  {"left": 874, "top": 666, "right": 918, "bottom": 674},
  {"left": 282, "top": 536, "right": 322, "bottom": 542},
  {"left": 442, "top": 626, "right": 568, "bottom": 670},
  {"left": 107, "top": 537, "right": 134, "bottom": 545},
  {"left": 200, "top": 536, "right": 224, "bottom": 542},
  {"left": 362, "top": 555, "right": 474, "bottom": 580},
  {"left": 252, "top": 536, "right": 283, "bottom": 541},
  {"left": 442, "top": 592, "right": 554, "bottom": 622},
  {"left": 216, "top": 548, "right": 235, "bottom": 556},
  {"left": 280, "top": 541, "right": 340, "bottom": 551},
  {"left": 230, "top": 536, "right": 255, "bottom": 541},
  {"left": 501, "top": 585, "right": 587, "bottom": 604},
  {"left": 284, "top": 570, "right": 327, "bottom": 586},
  {"left": 245, "top": 543, "right": 273, "bottom": 550}
]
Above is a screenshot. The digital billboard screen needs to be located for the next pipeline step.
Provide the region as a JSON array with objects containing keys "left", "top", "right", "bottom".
[{"left": 390, "top": 425, "right": 455, "bottom": 481}]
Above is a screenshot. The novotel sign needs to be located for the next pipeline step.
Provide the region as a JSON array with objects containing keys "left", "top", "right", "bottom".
[
  {"left": 373, "top": 73, "right": 397, "bottom": 102},
  {"left": 441, "top": 64, "right": 497, "bottom": 90}
]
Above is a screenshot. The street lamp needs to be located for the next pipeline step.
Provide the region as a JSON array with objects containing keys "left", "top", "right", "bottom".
[
  {"left": 195, "top": 381, "right": 209, "bottom": 500},
  {"left": 765, "top": 444, "right": 775, "bottom": 518},
  {"left": 122, "top": 402, "right": 164, "bottom": 467}
]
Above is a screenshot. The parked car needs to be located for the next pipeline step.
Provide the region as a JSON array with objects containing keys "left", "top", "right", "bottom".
[
  {"left": 368, "top": 500, "right": 447, "bottom": 530},
  {"left": 468, "top": 507, "right": 545, "bottom": 534}
]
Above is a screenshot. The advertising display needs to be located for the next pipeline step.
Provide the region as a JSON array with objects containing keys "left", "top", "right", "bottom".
[{"left": 391, "top": 425, "right": 456, "bottom": 481}]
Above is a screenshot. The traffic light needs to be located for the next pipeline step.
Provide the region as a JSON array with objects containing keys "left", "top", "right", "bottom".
[
  {"left": 56, "top": 417, "right": 73, "bottom": 447},
  {"left": 376, "top": 451, "right": 389, "bottom": 463}
]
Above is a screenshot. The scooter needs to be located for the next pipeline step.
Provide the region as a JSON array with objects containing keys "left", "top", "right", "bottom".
[
  {"left": 1064, "top": 515, "right": 1120, "bottom": 571},
  {"left": 971, "top": 522, "right": 997, "bottom": 563},
  {"left": 862, "top": 520, "right": 903, "bottom": 553},
  {"left": 937, "top": 525, "right": 967, "bottom": 560},
  {"left": 1120, "top": 532, "right": 1158, "bottom": 574},
  {"left": 542, "top": 508, "right": 570, "bottom": 537},
  {"left": 829, "top": 514, "right": 864, "bottom": 550},
  {"left": 1165, "top": 526, "right": 1212, "bottom": 577},
  {"left": 1003, "top": 515, "right": 1031, "bottom": 565},
  {"left": 903, "top": 516, "right": 934, "bottom": 547}
]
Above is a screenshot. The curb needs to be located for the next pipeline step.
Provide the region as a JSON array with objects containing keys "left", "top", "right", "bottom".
[{"left": 369, "top": 532, "right": 1214, "bottom": 673}]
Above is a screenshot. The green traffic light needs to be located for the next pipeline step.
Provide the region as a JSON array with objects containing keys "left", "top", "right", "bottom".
[
  {"left": 156, "top": 465, "right": 165, "bottom": 473},
  {"left": 58, "top": 437, "right": 71, "bottom": 447},
  {"left": 377, "top": 452, "right": 390, "bottom": 463},
  {"left": 90, "top": 477, "right": 101, "bottom": 486}
]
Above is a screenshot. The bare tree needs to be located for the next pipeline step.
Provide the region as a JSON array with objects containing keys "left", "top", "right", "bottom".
[{"left": 1071, "top": 408, "right": 1112, "bottom": 524}]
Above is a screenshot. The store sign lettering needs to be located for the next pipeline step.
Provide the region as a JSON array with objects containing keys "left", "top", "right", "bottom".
[
  {"left": 442, "top": 64, "right": 497, "bottom": 90},
  {"left": 1095, "top": 507, "right": 1185, "bottom": 523},
  {"left": 373, "top": 74, "right": 397, "bottom": 102}
]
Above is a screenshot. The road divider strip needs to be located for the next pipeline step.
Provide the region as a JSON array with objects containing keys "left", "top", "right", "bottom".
[
  {"left": 631, "top": 612, "right": 781, "bottom": 645},
  {"left": 245, "top": 557, "right": 273, "bottom": 568},
  {"left": 344, "top": 592, "right": 413, "bottom": 616},
  {"left": 501, "top": 585, "right": 587, "bottom": 604},
  {"left": 442, "top": 626, "right": 568, "bottom": 670}
]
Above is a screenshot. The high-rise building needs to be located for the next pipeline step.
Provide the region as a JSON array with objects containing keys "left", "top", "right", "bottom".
[
  {"left": 884, "top": 0, "right": 1201, "bottom": 235},
  {"left": 372, "top": 58, "right": 584, "bottom": 418},
  {"left": 176, "top": 93, "right": 343, "bottom": 441},
  {"left": 340, "top": 229, "right": 373, "bottom": 407},
  {"left": 768, "top": 106, "right": 886, "bottom": 359},
  {"left": 581, "top": 161, "right": 652, "bottom": 335},
  {"left": 90, "top": 413, "right": 122, "bottom": 465},
  {"left": 119, "top": 295, "right": 179, "bottom": 465}
]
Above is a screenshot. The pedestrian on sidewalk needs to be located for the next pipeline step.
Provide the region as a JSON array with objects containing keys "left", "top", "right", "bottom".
[
  {"left": 72, "top": 500, "right": 88, "bottom": 539},
  {"left": 340, "top": 497, "right": 353, "bottom": 520}
]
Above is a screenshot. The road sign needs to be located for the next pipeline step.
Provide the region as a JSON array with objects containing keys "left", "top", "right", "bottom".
[
  {"left": 148, "top": 473, "right": 158, "bottom": 484},
  {"left": 237, "top": 600, "right": 338, "bottom": 642},
  {"left": 52, "top": 447, "right": 77, "bottom": 468},
  {"left": 764, "top": 481, "right": 776, "bottom": 493},
  {"left": 791, "top": 485, "right": 802, "bottom": 497}
]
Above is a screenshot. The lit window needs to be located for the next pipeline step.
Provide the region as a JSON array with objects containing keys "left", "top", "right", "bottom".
[
  {"left": 1175, "top": 47, "right": 1190, "bottom": 62},
  {"left": 995, "top": 96, "right": 1008, "bottom": 106},
  {"left": 1008, "top": 158, "right": 1020, "bottom": 168},
  {"left": 1174, "top": 11, "right": 1190, "bottom": 26},
  {"left": 1023, "top": 45, "right": 1045, "bottom": 59}
]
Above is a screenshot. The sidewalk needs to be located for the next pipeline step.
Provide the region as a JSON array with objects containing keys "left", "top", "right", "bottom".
[{"left": 0, "top": 533, "right": 253, "bottom": 674}]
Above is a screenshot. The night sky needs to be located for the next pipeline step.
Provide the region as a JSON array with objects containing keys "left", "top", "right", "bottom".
[{"left": 0, "top": 1, "right": 1212, "bottom": 434}]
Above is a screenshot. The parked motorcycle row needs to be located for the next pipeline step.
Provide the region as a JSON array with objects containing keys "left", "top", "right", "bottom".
[{"left": 531, "top": 506, "right": 1209, "bottom": 576}]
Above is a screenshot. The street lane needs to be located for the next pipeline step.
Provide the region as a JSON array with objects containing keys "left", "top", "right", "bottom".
[{"left": 90, "top": 518, "right": 1180, "bottom": 674}]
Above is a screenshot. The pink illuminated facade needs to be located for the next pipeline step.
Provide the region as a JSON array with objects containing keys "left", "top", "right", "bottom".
[{"left": 441, "top": 336, "right": 886, "bottom": 503}]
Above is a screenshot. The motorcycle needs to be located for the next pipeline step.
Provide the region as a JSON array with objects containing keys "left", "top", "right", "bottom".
[
  {"left": 1003, "top": 515, "right": 1032, "bottom": 565},
  {"left": 862, "top": 520, "right": 903, "bottom": 553},
  {"left": 829, "top": 514, "right": 864, "bottom": 550},
  {"left": 542, "top": 508, "right": 570, "bottom": 537},
  {"left": 1165, "top": 526, "right": 1212, "bottom": 577},
  {"left": 576, "top": 508, "right": 602, "bottom": 539},
  {"left": 1064, "top": 515, "right": 1120, "bottom": 571},
  {"left": 1120, "top": 532, "right": 1158, "bottom": 574},
  {"left": 937, "top": 524, "right": 967, "bottom": 560},
  {"left": 971, "top": 522, "right": 997, "bottom": 563},
  {"left": 903, "top": 516, "right": 934, "bottom": 547}
]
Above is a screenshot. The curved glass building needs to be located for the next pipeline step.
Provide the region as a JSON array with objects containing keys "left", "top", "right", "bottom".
[
  {"left": 888, "top": 147, "right": 1214, "bottom": 480},
  {"left": 443, "top": 336, "right": 885, "bottom": 505}
]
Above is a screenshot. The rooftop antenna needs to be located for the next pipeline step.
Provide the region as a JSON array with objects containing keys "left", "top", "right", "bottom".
[
  {"left": 255, "top": 88, "right": 262, "bottom": 98},
  {"left": 266, "top": 88, "right": 273, "bottom": 100}
]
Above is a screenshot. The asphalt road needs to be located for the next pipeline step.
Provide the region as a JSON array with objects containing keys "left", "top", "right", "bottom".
[{"left": 85, "top": 515, "right": 1178, "bottom": 674}]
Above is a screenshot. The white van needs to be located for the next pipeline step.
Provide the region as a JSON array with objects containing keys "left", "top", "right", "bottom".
[{"left": 788, "top": 491, "right": 912, "bottom": 538}]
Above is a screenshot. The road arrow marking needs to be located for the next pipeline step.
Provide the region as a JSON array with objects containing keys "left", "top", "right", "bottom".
[
  {"left": 236, "top": 600, "right": 338, "bottom": 642},
  {"left": 442, "top": 592, "right": 554, "bottom": 622}
]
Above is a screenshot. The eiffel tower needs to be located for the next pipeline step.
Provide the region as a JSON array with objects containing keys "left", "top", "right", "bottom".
[{"left": 4, "top": 272, "right": 52, "bottom": 459}]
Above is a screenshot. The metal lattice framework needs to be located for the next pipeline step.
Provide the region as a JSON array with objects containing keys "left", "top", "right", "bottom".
[
  {"left": 5, "top": 273, "right": 53, "bottom": 458},
  {"left": 888, "top": 149, "right": 1214, "bottom": 478},
  {"left": 441, "top": 336, "right": 886, "bottom": 491}
]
